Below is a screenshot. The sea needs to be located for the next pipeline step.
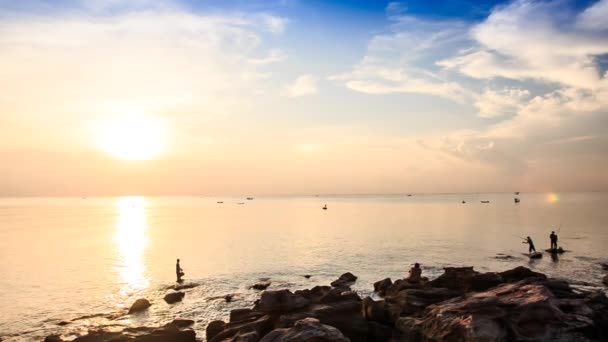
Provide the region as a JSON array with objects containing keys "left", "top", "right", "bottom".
[{"left": 1, "top": 193, "right": 607, "bottom": 341}]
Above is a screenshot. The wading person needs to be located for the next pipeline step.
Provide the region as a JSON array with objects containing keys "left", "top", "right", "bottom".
[
  {"left": 176, "top": 259, "right": 184, "bottom": 282},
  {"left": 523, "top": 236, "right": 537, "bottom": 254},
  {"left": 550, "top": 231, "right": 558, "bottom": 250}
]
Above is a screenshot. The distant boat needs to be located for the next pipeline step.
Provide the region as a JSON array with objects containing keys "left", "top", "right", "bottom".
[
  {"left": 514, "top": 198, "right": 520, "bottom": 203},
  {"left": 462, "top": 200, "right": 466, "bottom": 204},
  {"left": 322, "top": 204, "right": 327, "bottom": 210},
  {"left": 217, "top": 201, "right": 224, "bottom": 204},
  {"left": 237, "top": 202, "right": 245, "bottom": 205},
  {"left": 481, "top": 200, "right": 490, "bottom": 203},
  {"left": 515, "top": 192, "right": 520, "bottom": 195},
  {"left": 407, "top": 194, "right": 412, "bottom": 197},
  {"left": 246, "top": 197, "right": 254, "bottom": 200}
]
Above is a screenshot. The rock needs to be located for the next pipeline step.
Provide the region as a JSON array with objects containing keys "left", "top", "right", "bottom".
[
  {"left": 131, "top": 328, "right": 196, "bottom": 342},
  {"left": 395, "top": 280, "right": 605, "bottom": 342},
  {"left": 44, "top": 336, "right": 64, "bottom": 342},
  {"left": 470, "top": 272, "right": 503, "bottom": 292},
  {"left": 251, "top": 281, "right": 271, "bottom": 290},
  {"left": 260, "top": 317, "right": 349, "bottom": 342},
  {"left": 374, "top": 278, "right": 393, "bottom": 296},
  {"left": 386, "top": 287, "right": 460, "bottom": 316},
  {"left": 206, "top": 320, "right": 226, "bottom": 341},
  {"left": 72, "top": 330, "right": 128, "bottom": 341},
  {"left": 230, "top": 330, "right": 260, "bottom": 341},
  {"left": 601, "top": 263, "right": 608, "bottom": 271},
  {"left": 499, "top": 265, "right": 546, "bottom": 282},
  {"left": 164, "top": 291, "right": 185, "bottom": 304},
  {"left": 224, "top": 294, "right": 235, "bottom": 302},
  {"left": 128, "top": 298, "right": 152, "bottom": 314},
  {"left": 256, "top": 290, "right": 310, "bottom": 312},
  {"left": 604, "top": 275, "right": 608, "bottom": 287},
  {"left": 57, "top": 321, "right": 69, "bottom": 326},
  {"left": 209, "top": 315, "right": 274, "bottom": 342},
  {"left": 169, "top": 283, "right": 199, "bottom": 291},
  {"left": 303, "top": 275, "right": 312, "bottom": 279},
  {"left": 428, "top": 266, "right": 478, "bottom": 292},
  {"left": 361, "top": 297, "right": 393, "bottom": 325},
  {"left": 230, "top": 308, "right": 265, "bottom": 323},
  {"left": 331, "top": 272, "right": 357, "bottom": 287},
  {"left": 165, "top": 319, "right": 194, "bottom": 329},
  {"left": 295, "top": 286, "right": 331, "bottom": 303}
]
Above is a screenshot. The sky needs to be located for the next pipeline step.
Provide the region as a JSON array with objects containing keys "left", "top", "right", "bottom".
[{"left": 1, "top": 0, "right": 607, "bottom": 196}]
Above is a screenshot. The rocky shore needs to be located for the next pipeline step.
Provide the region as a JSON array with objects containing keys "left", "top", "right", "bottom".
[{"left": 45, "top": 266, "right": 608, "bottom": 342}]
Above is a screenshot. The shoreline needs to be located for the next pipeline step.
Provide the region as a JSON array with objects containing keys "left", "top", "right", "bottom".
[{"left": 40, "top": 265, "right": 608, "bottom": 342}]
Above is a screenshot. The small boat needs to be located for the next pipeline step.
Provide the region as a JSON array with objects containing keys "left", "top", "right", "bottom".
[
  {"left": 462, "top": 200, "right": 466, "bottom": 204},
  {"left": 217, "top": 201, "right": 224, "bottom": 204},
  {"left": 515, "top": 192, "right": 520, "bottom": 195},
  {"left": 246, "top": 197, "right": 254, "bottom": 200},
  {"left": 322, "top": 204, "right": 327, "bottom": 210},
  {"left": 545, "top": 247, "right": 566, "bottom": 254},
  {"left": 514, "top": 198, "right": 520, "bottom": 203},
  {"left": 481, "top": 200, "right": 490, "bottom": 203},
  {"left": 407, "top": 194, "right": 412, "bottom": 197},
  {"left": 237, "top": 202, "right": 245, "bottom": 205}
]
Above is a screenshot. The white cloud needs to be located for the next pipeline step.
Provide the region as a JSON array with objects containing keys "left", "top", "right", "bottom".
[
  {"left": 285, "top": 75, "right": 318, "bottom": 97},
  {"left": 248, "top": 49, "right": 287, "bottom": 65},
  {"left": 474, "top": 88, "right": 530, "bottom": 118}
]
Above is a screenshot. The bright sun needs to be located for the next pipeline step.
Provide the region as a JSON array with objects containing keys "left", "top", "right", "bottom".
[{"left": 95, "top": 114, "right": 168, "bottom": 161}]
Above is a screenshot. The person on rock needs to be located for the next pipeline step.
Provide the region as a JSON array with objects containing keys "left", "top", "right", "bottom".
[
  {"left": 523, "top": 236, "right": 537, "bottom": 254},
  {"left": 176, "top": 258, "right": 185, "bottom": 282},
  {"left": 407, "top": 263, "right": 422, "bottom": 283},
  {"left": 550, "top": 231, "right": 558, "bottom": 250}
]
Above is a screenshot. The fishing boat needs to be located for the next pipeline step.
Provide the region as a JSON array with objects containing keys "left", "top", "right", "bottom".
[
  {"left": 462, "top": 200, "right": 466, "bottom": 204},
  {"left": 217, "top": 201, "right": 224, "bottom": 204},
  {"left": 322, "top": 204, "right": 327, "bottom": 210},
  {"left": 515, "top": 191, "right": 520, "bottom": 195},
  {"left": 481, "top": 200, "right": 490, "bottom": 203},
  {"left": 514, "top": 198, "right": 520, "bottom": 203},
  {"left": 246, "top": 197, "right": 254, "bottom": 200}
]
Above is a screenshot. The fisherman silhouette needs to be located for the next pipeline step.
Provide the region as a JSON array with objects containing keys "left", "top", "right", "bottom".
[
  {"left": 523, "top": 236, "right": 537, "bottom": 254},
  {"left": 550, "top": 231, "right": 558, "bottom": 250},
  {"left": 408, "top": 263, "right": 422, "bottom": 283},
  {"left": 176, "top": 259, "right": 185, "bottom": 282}
]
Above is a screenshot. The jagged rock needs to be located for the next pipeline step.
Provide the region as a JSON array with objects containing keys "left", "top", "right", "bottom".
[
  {"left": 428, "top": 266, "right": 478, "bottom": 292},
  {"left": 470, "top": 272, "right": 503, "bottom": 292},
  {"left": 499, "top": 266, "right": 546, "bottom": 282},
  {"left": 386, "top": 287, "right": 460, "bottom": 316},
  {"left": 44, "top": 336, "right": 64, "bottom": 342},
  {"left": 260, "top": 317, "right": 349, "bottom": 342},
  {"left": 603, "top": 275, "right": 608, "bottom": 287},
  {"left": 374, "top": 278, "right": 393, "bottom": 296},
  {"left": 128, "top": 298, "right": 152, "bottom": 314},
  {"left": 394, "top": 280, "right": 607, "bottom": 342},
  {"left": 230, "top": 309, "right": 265, "bottom": 323},
  {"left": 209, "top": 315, "right": 274, "bottom": 342},
  {"left": 165, "top": 319, "right": 194, "bottom": 329},
  {"left": 206, "top": 320, "right": 226, "bottom": 341},
  {"left": 251, "top": 281, "right": 271, "bottom": 290},
  {"left": 256, "top": 290, "right": 310, "bottom": 312},
  {"left": 164, "top": 291, "right": 185, "bottom": 304},
  {"left": 295, "top": 286, "right": 331, "bottom": 303},
  {"left": 331, "top": 272, "right": 357, "bottom": 287},
  {"left": 230, "top": 330, "right": 260, "bottom": 341},
  {"left": 361, "top": 297, "right": 393, "bottom": 325}
]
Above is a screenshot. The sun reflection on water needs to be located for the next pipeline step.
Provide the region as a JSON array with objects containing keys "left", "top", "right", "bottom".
[{"left": 114, "top": 196, "right": 149, "bottom": 295}]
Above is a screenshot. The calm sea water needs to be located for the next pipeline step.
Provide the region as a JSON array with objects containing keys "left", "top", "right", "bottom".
[{"left": 1, "top": 193, "right": 607, "bottom": 341}]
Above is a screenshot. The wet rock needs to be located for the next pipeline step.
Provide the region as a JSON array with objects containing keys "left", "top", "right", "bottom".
[
  {"left": 163, "top": 291, "right": 185, "bottom": 304},
  {"left": 169, "top": 283, "right": 199, "bottom": 291},
  {"left": 230, "top": 330, "right": 260, "bottom": 341},
  {"left": 260, "top": 317, "right": 349, "bottom": 342},
  {"left": 499, "top": 265, "right": 546, "bottom": 282},
  {"left": 44, "top": 336, "right": 64, "bottom": 342},
  {"left": 128, "top": 298, "right": 152, "bottom": 314},
  {"left": 206, "top": 320, "right": 226, "bottom": 341},
  {"left": 230, "top": 308, "right": 265, "bottom": 322},
  {"left": 72, "top": 330, "right": 128, "bottom": 341},
  {"left": 303, "top": 275, "right": 312, "bottom": 279},
  {"left": 165, "top": 319, "right": 194, "bottom": 329},
  {"left": 131, "top": 328, "right": 196, "bottom": 342},
  {"left": 374, "top": 278, "right": 393, "bottom": 297},
  {"left": 428, "top": 266, "right": 477, "bottom": 292},
  {"left": 256, "top": 290, "right": 310, "bottom": 312},
  {"left": 386, "top": 287, "right": 460, "bottom": 316},
  {"left": 251, "top": 281, "right": 271, "bottom": 290},
  {"left": 394, "top": 280, "right": 606, "bottom": 342},
  {"left": 224, "top": 294, "right": 235, "bottom": 302},
  {"left": 57, "top": 321, "right": 69, "bottom": 326},
  {"left": 603, "top": 275, "right": 608, "bottom": 287},
  {"left": 330, "top": 272, "right": 357, "bottom": 287},
  {"left": 295, "top": 286, "right": 331, "bottom": 303},
  {"left": 361, "top": 297, "right": 393, "bottom": 325},
  {"left": 601, "top": 263, "right": 608, "bottom": 271},
  {"left": 209, "top": 315, "right": 274, "bottom": 342},
  {"left": 470, "top": 272, "right": 503, "bottom": 292}
]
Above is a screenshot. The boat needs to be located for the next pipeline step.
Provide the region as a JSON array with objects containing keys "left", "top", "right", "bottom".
[
  {"left": 462, "top": 200, "right": 466, "bottom": 204},
  {"left": 322, "top": 204, "right": 327, "bottom": 210},
  {"left": 515, "top": 192, "right": 520, "bottom": 195},
  {"left": 217, "top": 201, "right": 224, "bottom": 204},
  {"left": 481, "top": 200, "right": 490, "bottom": 203},
  {"left": 514, "top": 198, "right": 520, "bottom": 203},
  {"left": 407, "top": 194, "right": 412, "bottom": 197},
  {"left": 545, "top": 247, "right": 566, "bottom": 254},
  {"left": 246, "top": 197, "right": 254, "bottom": 200}
]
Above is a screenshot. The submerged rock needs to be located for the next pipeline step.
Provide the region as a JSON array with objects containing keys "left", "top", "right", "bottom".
[
  {"left": 128, "top": 298, "right": 152, "bottom": 314},
  {"left": 260, "top": 318, "right": 349, "bottom": 342},
  {"left": 330, "top": 272, "right": 357, "bottom": 287},
  {"left": 44, "top": 336, "right": 63, "bottom": 342},
  {"left": 163, "top": 291, "right": 185, "bottom": 304},
  {"left": 251, "top": 281, "right": 271, "bottom": 290}
]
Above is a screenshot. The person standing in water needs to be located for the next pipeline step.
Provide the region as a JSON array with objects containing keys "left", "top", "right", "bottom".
[
  {"left": 407, "top": 263, "right": 422, "bottom": 283},
  {"left": 176, "top": 259, "right": 184, "bottom": 282},
  {"left": 549, "top": 231, "right": 558, "bottom": 250},
  {"left": 523, "top": 236, "right": 537, "bottom": 254}
]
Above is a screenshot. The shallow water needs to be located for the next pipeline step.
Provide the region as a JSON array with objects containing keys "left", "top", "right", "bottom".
[{"left": 0, "top": 193, "right": 607, "bottom": 341}]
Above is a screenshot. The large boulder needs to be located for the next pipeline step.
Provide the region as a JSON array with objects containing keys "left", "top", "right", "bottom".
[
  {"left": 499, "top": 266, "right": 546, "bottom": 283},
  {"left": 132, "top": 328, "right": 196, "bottom": 342},
  {"left": 128, "top": 298, "right": 152, "bottom": 314},
  {"left": 374, "top": 278, "right": 393, "bottom": 297},
  {"left": 428, "top": 266, "right": 478, "bottom": 292},
  {"left": 164, "top": 291, "right": 185, "bottom": 304},
  {"left": 209, "top": 315, "right": 274, "bottom": 342},
  {"left": 386, "top": 287, "right": 460, "bottom": 316},
  {"left": 206, "top": 320, "right": 226, "bottom": 341},
  {"left": 394, "top": 280, "right": 606, "bottom": 342},
  {"left": 260, "top": 317, "right": 349, "bottom": 342},
  {"left": 331, "top": 272, "right": 357, "bottom": 287},
  {"left": 256, "top": 290, "right": 310, "bottom": 312}
]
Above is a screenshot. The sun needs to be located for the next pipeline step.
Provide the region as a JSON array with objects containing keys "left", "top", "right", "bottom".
[{"left": 95, "top": 114, "right": 168, "bottom": 161}]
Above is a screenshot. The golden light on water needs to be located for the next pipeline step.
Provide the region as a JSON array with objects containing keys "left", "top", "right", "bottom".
[
  {"left": 95, "top": 113, "right": 168, "bottom": 161},
  {"left": 547, "top": 193, "right": 560, "bottom": 203},
  {"left": 114, "top": 196, "right": 149, "bottom": 294}
]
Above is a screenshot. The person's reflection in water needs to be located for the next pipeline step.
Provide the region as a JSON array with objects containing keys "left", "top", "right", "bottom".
[{"left": 176, "top": 258, "right": 185, "bottom": 283}]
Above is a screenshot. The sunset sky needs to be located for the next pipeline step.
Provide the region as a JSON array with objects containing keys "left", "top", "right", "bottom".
[{"left": 1, "top": 0, "right": 607, "bottom": 195}]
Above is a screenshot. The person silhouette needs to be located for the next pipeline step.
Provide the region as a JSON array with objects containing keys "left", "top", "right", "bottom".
[
  {"left": 176, "top": 259, "right": 184, "bottom": 282},
  {"left": 407, "top": 263, "right": 422, "bottom": 283},
  {"left": 550, "top": 231, "right": 558, "bottom": 250},
  {"left": 523, "top": 236, "right": 537, "bottom": 254}
]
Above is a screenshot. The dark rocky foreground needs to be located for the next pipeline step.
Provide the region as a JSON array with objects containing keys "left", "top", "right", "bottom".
[{"left": 45, "top": 266, "right": 608, "bottom": 342}]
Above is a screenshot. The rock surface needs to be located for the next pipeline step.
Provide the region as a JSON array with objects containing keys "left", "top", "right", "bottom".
[
  {"left": 604, "top": 274, "right": 608, "bottom": 287},
  {"left": 252, "top": 281, "right": 272, "bottom": 290},
  {"left": 260, "top": 318, "right": 349, "bottom": 342},
  {"left": 163, "top": 291, "right": 185, "bottom": 304},
  {"left": 128, "top": 298, "right": 152, "bottom": 314},
  {"left": 330, "top": 272, "right": 357, "bottom": 287}
]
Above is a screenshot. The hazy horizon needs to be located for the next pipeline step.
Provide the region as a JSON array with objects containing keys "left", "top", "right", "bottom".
[{"left": 2, "top": 0, "right": 608, "bottom": 196}]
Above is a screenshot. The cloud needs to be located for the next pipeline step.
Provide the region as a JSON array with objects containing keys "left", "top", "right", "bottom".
[
  {"left": 474, "top": 88, "right": 530, "bottom": 118},
  {"left": 438, "top": 0, "right": 608, "bottom": 88},
  {"left": 248, "top": 49, "right": 287, "bottom": 64},
  {"left": 285, "top": 75, "right": 318, "bottom": 97}
]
